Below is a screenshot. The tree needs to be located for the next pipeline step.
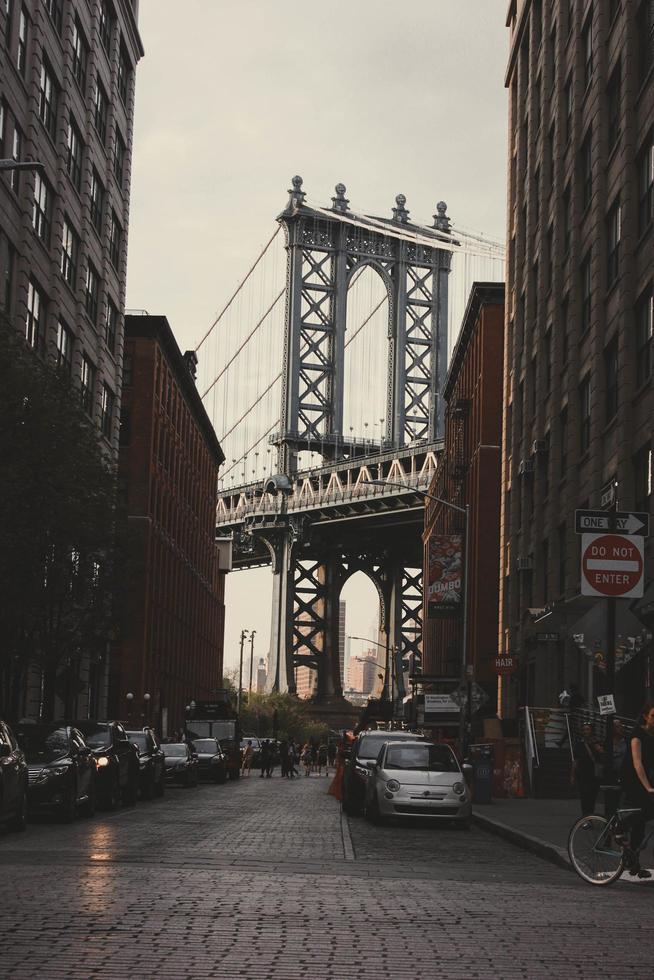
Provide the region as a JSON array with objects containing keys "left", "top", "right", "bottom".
[
  {"left": 0, "top": 319, "right": 120, "bottom": 719},
  {"left": 239, "top": 691, "right": 328, "bottom": 744}
]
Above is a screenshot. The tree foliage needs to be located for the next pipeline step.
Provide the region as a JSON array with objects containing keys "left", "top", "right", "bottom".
[
  {"left": 239, "top": 691, "right": 328, "bottom": 744},
  {"left": 0, "top": 319, "right": 119, "bottom": 718}
]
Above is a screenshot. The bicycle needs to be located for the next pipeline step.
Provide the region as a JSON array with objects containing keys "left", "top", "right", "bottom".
[{"left": 568, "top": 799, "right": 654, "bottom": 885}]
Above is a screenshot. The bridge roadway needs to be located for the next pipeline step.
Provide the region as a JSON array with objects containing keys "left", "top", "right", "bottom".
[{"left": 1, "top": 773, "right": 649, "bottom": 979}]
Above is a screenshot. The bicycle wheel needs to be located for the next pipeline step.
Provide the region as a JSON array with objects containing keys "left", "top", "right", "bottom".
[{"left": 568, "top": 815, "right": 624, "bottom": 886}]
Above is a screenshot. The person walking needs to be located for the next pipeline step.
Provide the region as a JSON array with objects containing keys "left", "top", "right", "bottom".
[
  {"left": 279, "top": 740, "right": 289, "bottom": 778},
  {"left": 620, "top": 702, "right": 654, "bottom": 879},
  {"left": 327, "top": 740, "right": 337, "bottom": 769},
  {"left": 287, "top": 741, "right": 299, "bottom": 778},
  {"left": 571, "top": 722, "right": 602, "bottom": 816},
  {"left": 302, "top": 743, "right": 312, "bottom": 776},
  {"left": 259, "top": 739, "right": 270, "bottom": 778},
  {"left": 317, "top": 741, "right": 328, "bottom": 776},
  {"left": 241, "top": 740, "right": 254, "bottom": 777},
  {"left": 266, "top": 741, "right": 276, "bottom": 777}
]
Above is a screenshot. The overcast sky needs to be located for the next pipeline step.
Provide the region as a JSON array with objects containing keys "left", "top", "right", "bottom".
[{"left": 126, "top": 0, "right": 509, "bottom": 674}]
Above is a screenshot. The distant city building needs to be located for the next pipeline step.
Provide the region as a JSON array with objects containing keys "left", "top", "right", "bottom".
[
  {"left": 348, "top": 653, "right": 380, "bottom": 696},
  {"left": 115, "top": 314, "right": 227, "bottom": 734},
  {"left": 256, "top": 657, "right": 267, "bottom": 694},
  {"left": 338, "top": 600, "right": 346, "bottom": 685},
  {"left": 502, "top": 1, "right": 653, "bottom": 716},
  {"left": 0, "top": 0, "right": 144, "bottom": 455}
]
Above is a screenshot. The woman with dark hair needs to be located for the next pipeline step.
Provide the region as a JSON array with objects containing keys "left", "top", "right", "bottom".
[{"left": 620, "top": 702, "right": 654, "bottom": 879}]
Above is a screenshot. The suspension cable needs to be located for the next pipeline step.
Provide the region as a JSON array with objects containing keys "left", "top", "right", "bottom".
[{"left": 195, "top": 225, "right": 282, "bottom": 352}]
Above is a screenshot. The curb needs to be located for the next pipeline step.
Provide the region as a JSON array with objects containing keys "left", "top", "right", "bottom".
[
  {"left": 341, "top": 807, "right": 356, "bottom": 861},
  {"left": 472, "top": 810, "right": 571, "bottom": 872}
]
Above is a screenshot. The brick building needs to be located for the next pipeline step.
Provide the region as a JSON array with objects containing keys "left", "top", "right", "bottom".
[
  {"left": 423, "top": 283, "right": 504, "bottom": 706},
  {"left": 115, "top": 314, "right": 226, "bottom": 735},
  {"left": 347, "top": 653, "right": 380, "bottom": 697},
  {"left": 502, "top": 1, "right": 653, "bottom": 715}
]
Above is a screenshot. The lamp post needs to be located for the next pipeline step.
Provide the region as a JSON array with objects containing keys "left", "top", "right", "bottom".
[
  {"left": 126, "top": 692, "right": 134, "bottom": 722},
  {"left": 369, "top": 480, "right": 471, "bottom": 755},
  {"left": 248, "top": 630, "right": 257, "bottom": 696},
  {"left": 348, "top": 635, "right": 392, "bottom": 702},
  {"left": 237, "top": 630, "right": 249, "bottom": 716},
  {"left": 143, "top": 692, "right": 151, "bottom": 723}
]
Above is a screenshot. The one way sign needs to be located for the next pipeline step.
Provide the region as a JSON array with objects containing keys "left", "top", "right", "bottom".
[{"left": 575, "top": 510, "right": 649, "bottom": 536}]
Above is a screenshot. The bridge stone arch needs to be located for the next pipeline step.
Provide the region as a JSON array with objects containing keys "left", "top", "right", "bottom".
[{"left": 276, "top": 177, "right": 455, "bottom": 475}]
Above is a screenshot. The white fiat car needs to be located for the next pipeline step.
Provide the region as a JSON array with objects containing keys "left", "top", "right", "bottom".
[{"left": 364, "top": 741, "right": 471, "bottom": 826}]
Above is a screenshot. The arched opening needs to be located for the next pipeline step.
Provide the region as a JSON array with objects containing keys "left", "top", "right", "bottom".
[
  {"left": 340, "top": 569, "right": 385, "bottom": 704},
  {"left": 223, "top": 566, "right": 273, "bottom": 693},
  {"left": 343, "top": 264, "right": 390, "bottom": 453}
]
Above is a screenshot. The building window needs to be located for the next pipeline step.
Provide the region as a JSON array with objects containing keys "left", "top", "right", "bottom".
[
  {"left": 609, "top": 0, "right": 621, "bottom": 22},
  {"left": 580, "top": 252, "right": 592, "bottom": 333},
  {"left": 84, "top": 261, "right": 100, "bottom": 324},
  {"left": 564, "top": 75, "right": 573, "bottom": 143},
  {"left": 532, "top": 259, "right": 539, "bottom": 322},
  {"left": 72, "top": 16, "right": 88, "bottom": 92},
  {"left": 533, "top": 165, "right": 540, "bottom": 226},
  {"left": 545, "top": 225, "right": 553, "bottom": 292},
  {"left": 45, "top": 0, "right": 62, "bottom": 34},
  {"left": 606, "top": 62, "right": 621, "bottom": 153},
  {"left": 105, "top": 295, "right": 118, "bottom": 353},
  {"left": 80, "top": 355, "right": 95, "bottom": 415},
  {"left": 17, "top": 5, "right": 27, "bottom": 77},
  {"left": 606, "top": 197, "right": 621, "bottom": 286},
  {"left": 32, "top": 171, "right": 52, "bottom": 245},
  {"left": 547, "top": 24, "right": 556, "bottom": 91},
  {"left": 60, "top": 218, "right": 79, "bottom": 288},
  {"left": 533, "top": 74, "right": 541, "bottom": 134},
  {"left": 38, "top": 58, "right": 58, "bottom": 141},
  {"left": 579, "top": 376, "right": 591, "bottom": 454},
  {"left": 562, "top": 184, "right": 571, "bottom": 254},
  {"left": 55, "top": 319, "right": 73, "bottom": 374},
  {"left": 100, "top": 384, "right": 114, "bottom": 438},
  {"left": 66, "top": 115, "right": 83, "bottom": 191},
  {"left": 99, "top": 0, "right": 114, "bottom": 54},
  {"left": 93, "top": 80, "right": 108, "bottom": 143},
  {"left": 89, "top": 167, "right": 105, "bottom": 234},
  {"left": 561, "top": 295, "right": 569, "bottom": 366},
  {"left": 544, "top": 328, "right": 552, "bottom": 392},
  {"left": 547, "top": 122, "right": 555, "bottom": 179},
  {"left": 638, "top": 133, "right": 653, "bottom": 237},
  {"left": 560, "top": 405, "right": 568, "bottom": 476},
  {"left": 10, "top": 123, "right": 22, "bottom": 194},
  {"left": 114, "top": 127, "right": 126, "bottom": 185},
  {"left": 634, "top": 443, "right": 653, "bottom": 513},
  {"left": 117, "top": 41, "right": 131, "bottom": 105},
  {"left": 582, "top": 9, "right": 593, "bottom": 90},
  {"left": 636, "top": 285, "right": 653, "bottom": 387},
  {"left": 25, "top": 278, "right": 43, "bottom": 349},
  {"left": 109, "top": 209, "right": 122, "bottom": 270},
  {"left": 637, "top": 0, "right": 654, "bottom": 86},
  {"left": 604, "top": 337, "right": 618, "bottom": 422},
  {"left": 580, "top": 129, "right": 592, "bottom": 211},
  {"left": 5, "top": 0, "right": 12, "bottom": 49},
  {"left": 0, "top": 231, "right": 14, "bottom": 313}
]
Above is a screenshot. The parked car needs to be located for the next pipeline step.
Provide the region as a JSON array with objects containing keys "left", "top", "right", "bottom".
[
  {"left": 364, "top": 741, "right": 471, "bottom": 826},
  {"left": 74, "top": 721, "right": 139, "bottom": 809},
  {"left": 17, "top": 723, "right": 97, "bottom": 822},
  {"left": 0, "top": 720, "right": 28, "bottom": 832},
  {"left": 125, "top": 729, "right": 166, "bottom": 800},
  {"left": 162, "top": 742, "right": 199, "bottom": 786},
  {"left": 342, "top": 729, "right": 426, "bottom": 816},
  {"left": 191, "top": 738, "right": 228, "bottom": 783}
]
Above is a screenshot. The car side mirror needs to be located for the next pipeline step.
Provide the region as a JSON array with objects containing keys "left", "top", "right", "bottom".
[
  {"left": 0, "top": 743, "right": 11, "bottom": 758},
  {"left": 133, "top": 743, "right": 141, "bottom": 754}
]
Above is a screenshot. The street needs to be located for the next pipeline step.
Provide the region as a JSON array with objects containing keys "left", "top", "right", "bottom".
[{"left": 1, "top": 774, "right": 651, "bottom": 979}]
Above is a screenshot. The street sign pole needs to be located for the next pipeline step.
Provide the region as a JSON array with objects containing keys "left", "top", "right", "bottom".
[{"left": 604, "top": 596, "right": 616, "bottom": 793}]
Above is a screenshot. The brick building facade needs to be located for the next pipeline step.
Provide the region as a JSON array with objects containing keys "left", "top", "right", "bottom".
[
  {"left": 115, "top": 315, "right": 226, "bottom": 735},
  {"left": 502, "top": 0, "right": 653, "bottom": 716},
  {"left": 423, "top": 283, "right": 504, "bottom": 706}
]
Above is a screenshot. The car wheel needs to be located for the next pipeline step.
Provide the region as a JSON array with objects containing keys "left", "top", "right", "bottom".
[
  {"left": 60, "top": 784, "right": 77, "bottom": 823},
  {"left": 123, "top": 769, "right": 138, "bottom": 806},
  {"left": 144, "top": 769, "right": 155, "bottom": 801},
  {"left": 8, "top": 786, "right": 27, "bottom": 832},
  {"left": 365, "top": 793, "right": 383, "bottom": 825},
  {"left": 80, "top": 779, "right": 96, "bottom": 818},
  {"left": 154, "top": 771, "right": 165, "bottom": 797}
]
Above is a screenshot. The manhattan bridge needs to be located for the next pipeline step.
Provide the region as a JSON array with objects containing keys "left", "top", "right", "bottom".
[{"left": 197, "top": 177, "right": 504, "bottom": 708}]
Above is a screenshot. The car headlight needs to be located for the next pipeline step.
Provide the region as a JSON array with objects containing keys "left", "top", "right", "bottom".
[
  {"left": 96, "top": 756, "right": 110, "bottom": 767},
  {"left": 386, "top": 779, "right": 401, "bottom": 793},
  {"left": 452, "top": 781, "right": 465, "bottom": 795}
]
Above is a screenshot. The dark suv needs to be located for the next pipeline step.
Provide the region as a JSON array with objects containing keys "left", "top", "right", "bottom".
[
  {"left": 17, "top": 723, "right": 97, "bottom": 821},
  {"left": 191, "top": 738, "right": 228, "bottom": 783},
  {"left": 74, "top": 721, "right": 139, "bottom": 809},
  {"left": 125, "top": 729, "right": 166, "bottom": 799},
  {"left": 342, "top": 729, "right": 426, "bottom": 816},
  {"left": 0, "top": 720, "right": 28, "bottom": 832}
]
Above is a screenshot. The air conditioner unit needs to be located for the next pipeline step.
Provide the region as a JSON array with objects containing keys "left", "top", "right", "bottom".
[
  {"left": 518, "top": 458, "right": 535, "bottom": 476},
  {"left": 532, "top": 439, "right": 548, "bottom": 455},
  {"left": 516, "top": 556, "right": 534, "bottom": 571}
]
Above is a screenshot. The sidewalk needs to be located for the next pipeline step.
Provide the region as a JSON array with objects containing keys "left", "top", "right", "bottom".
[{"left": 472, "top": 797, "right": 581, "bottom": 869}]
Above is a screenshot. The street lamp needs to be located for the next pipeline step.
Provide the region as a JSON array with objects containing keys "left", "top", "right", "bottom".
[
  {"left": 237, "top": 630, "right": 250, "bottom": 715},
  {"left": 126, "top": 692, "right": 134, "bottom": 722},
  {"left": 348, "top": 634, "right": 392, "bottom": 700},
  {"left": 0, "top": 158, "right": 45, "bottom": 173},
  {"left": 248, "top": 630, "right": 257, "bottom": 695},
  {"left": 369, "top": 479, "right": 471, "bottom": 755}
]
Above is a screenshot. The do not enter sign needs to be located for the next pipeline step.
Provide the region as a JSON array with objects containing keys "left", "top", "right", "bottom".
[{"left": 581, "top": 533, "right": 644, "bottom": 598}]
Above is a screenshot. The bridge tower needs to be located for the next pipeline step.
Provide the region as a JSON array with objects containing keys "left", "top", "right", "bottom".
[{"left": 260, "top": 178, "right": 456, "bottom": 702}]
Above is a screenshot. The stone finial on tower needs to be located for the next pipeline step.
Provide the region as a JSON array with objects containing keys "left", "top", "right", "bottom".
[
  {"left": 286, "top": 175, "right": 306, "bottom": 211},
  {"left": 392, "top": 193, "right": 410, "bottom": 223},
  {"left": 183, "top": 350, "right": 198, "bottom": 381},
  {"left": 433, "top": 201, "right": 451, "bottom": 233},
  {"left": 331, "top": 183, "right": 350, "bottom": 213}
]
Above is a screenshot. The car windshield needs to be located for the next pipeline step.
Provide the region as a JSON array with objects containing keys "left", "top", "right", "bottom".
[
  {"left": 192, "top": 739, "right": 218, "bottom": 753},
  {"left": 128, "top": 733, "right": 149, "bottom": 753},
  {"left": 357, "top": 734, "right": 416, "bottom": 761},
  {"left": 163, "top": 743, "right": 187, "bottom": 757},
  {"left": 19, "top": 726, "right": 70, "bottom": 763},
  {"left": 384, "top": 745, "right": 459, "bottom": 772},
  {"left": 76, "top": 723, "right": 111, "bottom": 748}
]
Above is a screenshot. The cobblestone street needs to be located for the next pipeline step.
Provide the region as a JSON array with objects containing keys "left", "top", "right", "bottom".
[{"left": 1, "top": 772, "right": 651, "bottom": 979}]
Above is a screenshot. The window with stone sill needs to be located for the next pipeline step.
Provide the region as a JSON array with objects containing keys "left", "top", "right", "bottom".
[
  {"left": 66, "top": 115, "right": 83, "bottom": 191},
  {"left": 117, "top": 41, "right": 132, "bottom": 106},
  {"left": 580, "top": 252, "right": 591, "bottom": 334},
  {"left": 633, "top": 443, "right": 653, "bottom": 514},
  {"left": 114, "top": 127, "right": 126, "bottom": 185},
  {"left": 44, "top": 0, "right": 62, "bottom": 34},
  {"left": 55, "top": 319, "right": 73, "bottom": 375},
  {"left": 606, "top": 63, "right": 621, "bottom": 154},
  {"left": 606, "top": 197, "right": 621, "bottom": 286},
  {"left": 99, "top": 0, "right": 114, "bottom": 55},
  {"left": 72, "top": 17, "right": 89, "bottom": 93},
  {"left": 580, "top": 129, "right": 592, "bottom": 211},
  {"left": 105, "top": 296, "right": 118, "bottom": 353},
  {"left": 89, "top": 168, "right": 105, "bottom": 234},
  {"left": 562, "top": 184, "right": 571, "bottom": 254},
  {"left": 564, "top": 75, "right": 573, "bottom": 143},
  {"left": 582, "top": 8, "right": 593, "bottom": 90},
  {"left": 637, "top": 0, "right": 654, "bottom": 87},
  {"left": 17, "top": 5, "right": 27, "bottom": 77},
  {"left": 94, "top": 80, "right": 108, "bottom": 143},
  {"left": 10, "top": 124, "right": 22, "bottom": 194},
  {"left": 636, "top": 285, "right": 653, "bottom": 388},
  {"left": 109, "top": 210, "right": 122, "bottom": 270},
  {"left": 5, "top": 0, "right": 12, "bottom": 49},
  {"left": 80, "top": 355, "right": 95, "bottom": 416},
  {"left": 38, "top": 58, "right": 58, "bottom": 141},
  {"left": 60, "top": 217, "right": 79, "bottom": 288},
  {"left": 100, "top": 384, "right": 114, "bottom": 438},
  {"left": 84, "top": 261, "right": 100, "bottom": 324},
  {"left": 25, "top": 278, "right": 43, "bottom": 350},
  {"left": 638, "top": 133, "right": 653, "bottom": 237},
  {"left": 32, "top": 171, "right": 52, "bottom": 245}
]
